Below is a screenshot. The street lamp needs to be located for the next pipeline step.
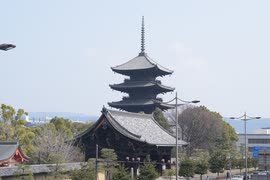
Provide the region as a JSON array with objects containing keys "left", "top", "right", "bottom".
[
  {"left": 0, "top": 44, "right": 16, "bottom": 51},
  {"left": 165, "top": 92, "right": 200, "bottom": 180},
  {"left": 230, "top": 112, "right": 261, "bottom": 180}
]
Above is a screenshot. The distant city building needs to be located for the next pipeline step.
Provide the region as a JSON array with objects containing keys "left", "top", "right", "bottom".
[
  {"left": 253, "top": 127, "right": 270, "bottom": 134},
  {"left": 108, "top": 17, "right": 174, "bottom": 114},
  {"left": 237, "top": 133, "right": 270, "bottom": 152}
]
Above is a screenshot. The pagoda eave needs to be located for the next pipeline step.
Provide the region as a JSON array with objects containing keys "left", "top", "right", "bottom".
[
  {"left": 111, "top": 67, "right": 173, "bottom": 77},
  {"left": 109, "top": 83, "right": 174, "bottom": 93},
  {"left": 108, "top": 100, "right": 174, "bottom": 110}
]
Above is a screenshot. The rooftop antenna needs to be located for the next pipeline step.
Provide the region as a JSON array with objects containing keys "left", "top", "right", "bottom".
[{"left": 140, "top": 16, "right": 145, "bottom": 55}]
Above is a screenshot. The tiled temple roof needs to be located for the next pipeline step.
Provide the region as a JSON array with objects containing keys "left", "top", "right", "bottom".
[
  {"left": 76, "top": 108, "right": 187, "bottom": 147},
  {"left": 111, "top": 53, "right": 173, "bottom": 76},
  {"left": 0, "top": 142, "right": 29, "bottom": 162}
]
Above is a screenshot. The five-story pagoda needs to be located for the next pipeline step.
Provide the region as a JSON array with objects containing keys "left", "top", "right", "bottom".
[{"left": 108, "top": 17, "right": 175, "bottom": 114}]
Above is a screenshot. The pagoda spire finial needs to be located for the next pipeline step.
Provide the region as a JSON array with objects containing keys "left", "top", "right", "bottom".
[{"left": 140, "top": 16, "right": 145, "bottom": 55}]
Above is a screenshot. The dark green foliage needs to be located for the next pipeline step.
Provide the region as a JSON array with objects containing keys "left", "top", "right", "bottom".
[
  {"left": 100, "top": 148, "right": 118, "bottom": 178},
  {"left": 153, "top": 107, "right": 170, "bottom": 130},
  {"left": 209, "top": 151, "right": 226, "bottom": 175},
  {"left": 236, "top": 158, "right": 245, "bottom": 172},
  {"left": 251, "top": 158, "right": 258, "bottom": 169},
  {"left": 112, "top": 165, "right": 130, "bottom": 180},
  {"left": 100, "top": 148, "right": 118, "bottom": 160},
  {"left": 50, "top": 117, "right": 93, "bottom": 138},
  {"left": 195, "top": 160, "right": 209, "bottom": 180},
  {"left": 72, "top": 121, "right": 93, "bottom": 135},
  {"left": 163, "top": 169, "right": 175, "bottom": 177},
  {"left": 179, "top": 158, "right": 195, "bottom": 177},
  {"left": 50, "top": 117, "right": 73, "bottom": 138},
  {"left": 69, "top": 160, "right": 95, "bottom": 180},
  {"left": 137, "top": 163, "right": 158, "bottom": 180},
  {"left": 0, "top": 104, "right": 35, "bottom": 154}
]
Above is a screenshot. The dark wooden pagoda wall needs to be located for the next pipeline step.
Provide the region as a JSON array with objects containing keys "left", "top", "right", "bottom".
[{"left": 80, "top": 117, "right": 172, "bottom": 163}]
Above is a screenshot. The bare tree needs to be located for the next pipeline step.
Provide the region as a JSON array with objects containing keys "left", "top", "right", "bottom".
[
  {"left": 31, "top": 124, "right": 83, "bottom": 164},
  {"left": 173, "top": 106, "right": 223, "bottom": 155}
]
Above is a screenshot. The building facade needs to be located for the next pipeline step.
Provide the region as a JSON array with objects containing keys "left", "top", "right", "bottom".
[{"left": 237, "top": 134, "right": 270, "bottom": 152}]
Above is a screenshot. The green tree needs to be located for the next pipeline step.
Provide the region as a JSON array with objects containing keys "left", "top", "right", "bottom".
[
  {"left": 138, "top": 163, "right": 158, "bottom": 180},
  {"left": 112, "top": 165, "right": 130, "bottom": 180},
  {"left": 100, "top": 148, "right": 118, "bottom": 160},
  {"left": 179, "top": 158, "right": 195, "bottom": 178},
  {"left": 71, "top": 121, "right": 93, "bottom": 136},
  {"left": 0, "top": 104, "right": 28, "bottom": 125},
  {"left": 153, "top": 107, "right": 170, "bottom": 131},
  {"left": 195, "top": 160, "right": 209, "bottom": 180},
  {"left": 100, "top": 148, "right": 118, "bottom": 179},
  {"left": 251, "top": 158, "right": 258, "bottom": 170},
  {"left": 0, "top": 104, "right": 36, "bottom": 155},
  {"left": 209, "top": 151, "right": 226, "bottom": 176},
  {"left": 236, "top": 158, "right": 245, "bottom": 173},
  {"left": 163, "top": 169, "right": 175, "bottom": 179},
  {"left": 216, "top": 121, "right": 238, "bottom": 152},
  {"left": 176, "top": 106, "right": 238, "bottom": 156},
  {"left": 0, "top": 104, "right": 28, "bottom": 141},
  {"left": 177, "top": 106, "right": 223, "bottom": 155},
  {"left": 69, "top": 160, "right": 95, "bottom": 180},
  {"left": 50, "top": 117, "right": 73, "bottom": 138},
  {"left": 190, "top": 149, "right": 209, "bottom": 180},
  {"left": 47, "top": 159, "right": 67, "bottom": 180}
]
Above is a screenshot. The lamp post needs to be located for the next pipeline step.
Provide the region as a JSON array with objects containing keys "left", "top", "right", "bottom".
[
  {"left": 165, "top": 92, "right": 199, "bottom": 180},
  {"left": 230, "top": 112, "right": 261, "bottom": 180},
  {"left": 0, "top": 44, "right": 16, "bottom": 51}
]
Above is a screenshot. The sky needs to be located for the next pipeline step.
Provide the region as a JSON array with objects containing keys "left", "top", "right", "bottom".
[{"left": 1, "top": 0, "right": 270, "bottom": 118}]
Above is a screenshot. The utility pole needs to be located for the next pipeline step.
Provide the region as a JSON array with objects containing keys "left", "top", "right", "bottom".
[{"left": 96, "top": 144, "right": 98, "bottom": 180}]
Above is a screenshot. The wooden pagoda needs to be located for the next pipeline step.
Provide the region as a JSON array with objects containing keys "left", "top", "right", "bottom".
[{"left": 108, "top": 17, "right": 175, "bottom": 114}]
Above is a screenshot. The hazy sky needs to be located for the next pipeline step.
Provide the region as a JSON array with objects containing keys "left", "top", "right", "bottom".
[{"left": 1, "top": 0, "right": 270, "bottom": 118}]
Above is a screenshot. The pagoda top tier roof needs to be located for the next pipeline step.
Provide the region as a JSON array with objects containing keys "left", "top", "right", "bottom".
[{"left": 111, "top": 53, "right": 173, "bottom": 76}]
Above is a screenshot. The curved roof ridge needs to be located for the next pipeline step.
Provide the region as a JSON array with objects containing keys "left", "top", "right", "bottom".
[
  {"left": 111, "top": 54, "right": 154, "bottom": 71},
  {"left": 156, "top": 83, "right": 175, "bottom": 91},
  {"left": 150, "top": 115, "right": 176, "bottom": 138},
  {"left": 149, "top": 116, "right": 188, "bottom": 146},
  {"left": 75, "top": 108, "right": 187, "bottom": 146},
  {"left": 111, "top": 54, "right": 173, "bottom": 75},
  {"left": 107, "top": 108, "right": 153, "bottom": 118},
  {"left": 144, "top": 54, "right": 173, "bottom": 73},
  {"left": 74, "top": 117, "right": 100, "bottom": 138},
  {"left": 104, "top": 110, "right": 143, "bottom": 142}
]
